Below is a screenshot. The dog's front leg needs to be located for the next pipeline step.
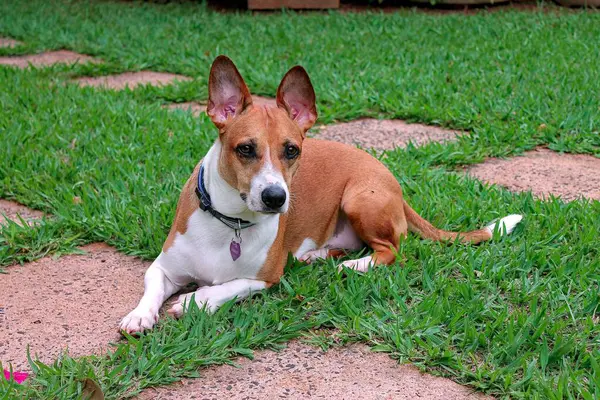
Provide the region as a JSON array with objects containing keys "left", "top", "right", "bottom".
[
  {"left": 120, "top": 259, "right": 181, "bottom": 334},
  {"left": 167, "top": 279, "right": 268, "bottom": 317}
]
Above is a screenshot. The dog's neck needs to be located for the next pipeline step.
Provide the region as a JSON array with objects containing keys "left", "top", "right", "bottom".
[{"left": 202, "top": 139, "right": 274, "bottom": 225}]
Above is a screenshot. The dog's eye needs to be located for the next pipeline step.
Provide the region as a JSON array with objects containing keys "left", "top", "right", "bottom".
[
  {"left": 236, "top": 144, "right": 255, "bottom": 158},
  {"left": 284, "top": 145, "right": 299, "bottom": 160}
]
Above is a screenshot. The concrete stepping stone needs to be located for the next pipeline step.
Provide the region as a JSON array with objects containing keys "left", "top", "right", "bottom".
[
  {"left": 0, "top": 38, "right": 22, "bottom": 48},
  {"left": 467, "top": 148, "right": 600, "bottom": 202},
  {"left": 0, "top": 50, "right": 97, "bottom": 68},
  {"left": 137, "top": 341, "right": 488, "bottom": 400},
  {"left": 165, "top": 96, "right": 276, "bottom": 117},
  {"left": 164, "top": 101, "right": 205, "bottom": 116},
  {"left": 0, "top": 199, "right": 44, "bottom": 226},
  {"left": 74, "top": 71, "right": 191, "bottom": 90},
  {"left": 313, "top": 118, "right": 462, "bottom": 150},
  {"left": 0, "top": 243, "right": 149, "bottom": 369}
]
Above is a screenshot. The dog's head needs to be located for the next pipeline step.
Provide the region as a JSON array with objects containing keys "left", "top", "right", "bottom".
[{"left": 206, "top": 56, "right": 317, "bottom": 214}]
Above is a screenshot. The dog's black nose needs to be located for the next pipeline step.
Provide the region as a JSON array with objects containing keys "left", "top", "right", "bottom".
[{"left": 261, "top": 185, "right": 286, "bottom": 209}]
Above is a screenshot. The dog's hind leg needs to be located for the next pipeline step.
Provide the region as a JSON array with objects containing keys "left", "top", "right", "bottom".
[
  {"left": 120, "top": 256, "right": 181, "bottom": 334},
  {"left": 299, "top": 248, "right": 350, "bottom": 264},
  {"left": 338, "top": 240, "right": 400, "bottom": 273},
  {"left": 338, "top": 180, "right": 408, "bottom": 273}
]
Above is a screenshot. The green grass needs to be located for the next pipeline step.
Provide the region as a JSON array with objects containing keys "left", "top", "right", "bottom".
[{"left": 1, "top": 1, "right": 599, "bottom": 399}]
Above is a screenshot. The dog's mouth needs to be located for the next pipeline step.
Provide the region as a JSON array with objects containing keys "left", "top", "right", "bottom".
[
  {"left": 260, "top": 209, "right": 281, "bottom": 215},
  {"left": 250, "top": 204, "right": 285, "bottom": 215},
  {"left": 242, "top": 187, "right": 289, "bottom": 215},
  {"left": 242, "top": 193, "right": 286, "bottom": 215}
]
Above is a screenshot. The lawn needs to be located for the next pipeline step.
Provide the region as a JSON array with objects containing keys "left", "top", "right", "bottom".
[{"left": 1, "top": 1, "right": 599, "bottom": 399}]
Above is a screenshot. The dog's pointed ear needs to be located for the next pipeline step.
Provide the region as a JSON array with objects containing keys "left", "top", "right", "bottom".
[
  {"left": 207, "top": 56, "right": 253, "bottom": 129},
  {"left": 276, "top": 66, "right": 317, "bottom": 133}
]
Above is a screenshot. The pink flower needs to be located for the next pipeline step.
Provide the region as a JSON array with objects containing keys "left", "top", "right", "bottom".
[{"left": 3, "top": 369, "right": 29, "bottom": 384}]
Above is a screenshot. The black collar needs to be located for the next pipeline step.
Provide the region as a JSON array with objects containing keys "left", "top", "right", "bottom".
[{"left": 195, "top": 165, "right": 256, "bottom": 230}]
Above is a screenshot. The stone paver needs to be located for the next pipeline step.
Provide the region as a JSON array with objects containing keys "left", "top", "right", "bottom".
[
  {"left": 0, "top": 38, "right": 22, "bottom": 48},
  {"left": 74, "top": 71, "right": 191, "bottom": 90},
  {"left": 468, "top": 148, "right": 600, "bottom": 201},
  {"left": 314, "top": 118, "right": 462, "bottom": 151},
  {"left": 138, "top": 341, "right": 489, "bottom": 400},
  {"left": 0, "top": 50, "right": 97, "bottom": 68},
  {"left": 0, "top": 199, "right": 44, "bottom": 225},
  {"left": 0, "top": 243, "right": 149, "bottom": 369},
  {"left": 165, "top": 96, "right": 276, "bottom": 116},
  {"left": 165, "top": 101, "right": 205, "bottom": 116}
]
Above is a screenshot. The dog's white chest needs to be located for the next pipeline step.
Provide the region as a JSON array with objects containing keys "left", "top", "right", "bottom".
[{"left": 160, "top": 209, "right": 279, "bottom": 286}]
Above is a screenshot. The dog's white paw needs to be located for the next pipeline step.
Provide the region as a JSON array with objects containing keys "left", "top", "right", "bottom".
[
  {"left": 119, "top": 308, "right": 158, "bottom": 334},
  {"left": 299, "top": 248, "right": 328, "bottom": 263},
  {"left": 485, "top": 214, "right": 523, "bottom": 236},
  {"left": 338, "top": 255, "right": 373, "bottom": 273},
  {"left": 167, "top": 288, "right": 219, "bottom": 318}
]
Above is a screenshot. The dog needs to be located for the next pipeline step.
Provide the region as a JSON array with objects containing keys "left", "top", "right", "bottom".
[{"left": 120, "top": 56, "right": 522, "bottom": 333}]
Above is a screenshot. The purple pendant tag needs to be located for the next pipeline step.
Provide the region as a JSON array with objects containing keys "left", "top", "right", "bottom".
[
  {"left": 230, "top": 240, "right": 241, "bottom": 261},
  {"left": 230, "top": 228, "right": 243, "bottom": 261}
]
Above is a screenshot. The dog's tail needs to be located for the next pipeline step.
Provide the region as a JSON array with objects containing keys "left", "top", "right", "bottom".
[{"left": 403, "top": 200, "right": 522, "bottom": 244}]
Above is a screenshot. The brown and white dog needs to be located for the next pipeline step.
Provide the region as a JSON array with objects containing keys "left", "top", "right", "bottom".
[{"left": 120, "top": 56, "right": 522, "bottom": 333}]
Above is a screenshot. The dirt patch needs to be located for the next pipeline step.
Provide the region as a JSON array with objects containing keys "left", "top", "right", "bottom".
[
  {"left": 0, "top": 199, "right": 44, "bottom": 225},
  {"left": 467, "top": 148, "right": 600, "bottom": 202},
  {"left": 208, "top": 0, "right": 556, "bottom": 15},
  {"left": 338, "top": 2, "right": 551, "bottom": 15},
  {"left": 74, "top": 71, "right": 191, "bottom": 90},
  {"left": 165, "top": 101, "right": 205, "bottom": 116},
  {"left": 0, "top": 38, "right": 22, "bottom": 48},
  {"left": 0, "top": 243, "right": 149, "bottom": 369},
  {"left": 164, "top": 96, "right": 276, "bottom": 117},
  {"left": 0, "top": 50, "right": 97, "bottom": 68},
  {"left": 137, "top": 341, "right": 489, "bottom": 400},
  {"left": 314, "top": 118, "right": 461, "bottom": 150}
]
